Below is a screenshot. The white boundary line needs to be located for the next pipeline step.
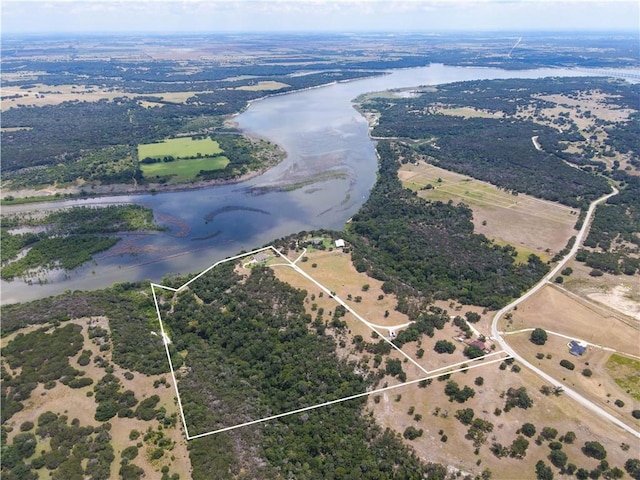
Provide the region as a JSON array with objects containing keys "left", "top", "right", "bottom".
[{"left": 151, "top": 246, "right": 510, "bottom": 440}]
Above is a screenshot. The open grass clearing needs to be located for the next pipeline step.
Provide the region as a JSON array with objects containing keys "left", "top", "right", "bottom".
[
  {"left": 236, "top": 80, "right": 290, "bottom": 91},
  {"left": 503, "top": 284, "right": 639, "bottom": 355},
  {"left": 138, "top": 136, "right": 222, "bottom": 160},
  {"left": 606, "top": 354, "right": 640, "bottom": 401},
  {"left": 399, "top": 162, "right": 577, "bottom": 259},
  {"left": 139, "top": 156, "right": 229, "bottom": 182}
]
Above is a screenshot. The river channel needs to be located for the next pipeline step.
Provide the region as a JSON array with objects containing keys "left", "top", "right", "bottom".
[{"left": 0, "top": 64, "right": 617, "bottom": 304}]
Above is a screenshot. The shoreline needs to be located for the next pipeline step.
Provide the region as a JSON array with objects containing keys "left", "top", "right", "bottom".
[{"left": 2, "top": 72, "right": 389, "bottom": 207}]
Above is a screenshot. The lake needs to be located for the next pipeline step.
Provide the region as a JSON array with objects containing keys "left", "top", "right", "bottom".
[{"left": 0, "top": 64, "right": 623, "bottom": 304}]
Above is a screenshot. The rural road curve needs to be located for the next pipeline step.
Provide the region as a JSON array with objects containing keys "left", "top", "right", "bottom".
[{"left": 490, "top": 186, "right": 640, "bottom": 439}]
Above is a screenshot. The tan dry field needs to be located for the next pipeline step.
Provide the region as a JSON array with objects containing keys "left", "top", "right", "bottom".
[
  {"left": 563, "top": 259, "right": 640, "bottom": 321},
  {"left": 504, "top": 283, "right": 640, "bottom": 355},
  {"left": 270, "top": 247, "right": 638, "bottom": 478},
  {"left": 236, "top": 80, "right": 290, "bottom": 91},
  {"left": 505, "top": 332, "right": 640, "bottom": 430},
  {"left": 1, "top": 83, "right": 209, "bottom": 110},
  {"left": 398, "top": 162, "right": 577, "bottom": 260},
  {"left": 369, "top": 361, "right": 638, "bottom": 479},
  {"left": 2, "top": 316, "right": 191, "bottom": 480}
]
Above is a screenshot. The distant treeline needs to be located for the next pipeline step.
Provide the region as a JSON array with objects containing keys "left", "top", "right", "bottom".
[{"left": 366, "top": 77, "right": 630, "bottom": 207}]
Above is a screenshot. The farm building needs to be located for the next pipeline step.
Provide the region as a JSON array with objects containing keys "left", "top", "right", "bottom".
[
  {"left": 254, "top": 252, "right": 271, "bottom": 263},
  {"left": 335, "top": 239, "right": 346, "bottom": 248},
  {"left": 568, "top": 340, "right": 587, "bottom": 356}
]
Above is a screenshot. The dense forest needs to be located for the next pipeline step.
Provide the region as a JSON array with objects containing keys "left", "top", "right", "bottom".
[
  {"left": 2, "top": 269, "right": 450, "bottom": 479},
  {"left": 347, "top": 140, "right": 549, "bottom": 309},
  {"left": 158, "top": 263, "right": 440, "bottom": 479},
  {"left": 580, "top": 171, "right": 640, "bottom": 276}
]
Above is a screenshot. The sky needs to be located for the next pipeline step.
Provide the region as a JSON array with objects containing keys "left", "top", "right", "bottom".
[{"left": 2, "top": 0, "right": 639, "bottom": 34}]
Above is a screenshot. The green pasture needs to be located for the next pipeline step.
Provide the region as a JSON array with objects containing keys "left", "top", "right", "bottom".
[
  {"left": 605, "top": 354, "right": 640, "bottom": 400},
  {"left": 140, "top": 156, "right": 229, "bottom": 182},
  {"left": 138, "top": 137, "right": 222, "bottom": 160}
]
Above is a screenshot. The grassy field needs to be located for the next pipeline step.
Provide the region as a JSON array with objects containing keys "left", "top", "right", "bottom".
[
  {"left": 138, "top": 136, "right": 222, "bottom": 160},
  {"left": 606, "top": 354, "right": 640, "bottom": 400},
  {"left": 399, "top": 162, "right": 577, "bottom": 260},
  {"left": 139, "top": 156, "right": 229, "bottom": 181}
]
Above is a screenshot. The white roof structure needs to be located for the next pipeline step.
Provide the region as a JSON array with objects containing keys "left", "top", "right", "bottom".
[{"left": 335, "top": 239, "right": 345, "bottom": 248}]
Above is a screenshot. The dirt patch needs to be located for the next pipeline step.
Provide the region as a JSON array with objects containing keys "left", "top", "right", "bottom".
[
  {"left": 503, "top": 284, "right": 639, "bottom": 355},
  {"left": 399, "top": 162, "right": 577, "bottom": 259}
]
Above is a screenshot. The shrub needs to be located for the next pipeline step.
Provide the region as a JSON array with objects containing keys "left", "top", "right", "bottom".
[
  {"left": 560, "top": 359, "right": 575, "bottom": 370},
  {"left": 582, "top": 368, "right": 593, "bottom": 377},
  {"left": 632, "top": 410, "right": 640, "bottom": 419},
  {"left": 474, "top": 376, "right": 484, "bottom": 386},
  {"left": 614, "top": 399, "right": 625, "bottom": 408}
]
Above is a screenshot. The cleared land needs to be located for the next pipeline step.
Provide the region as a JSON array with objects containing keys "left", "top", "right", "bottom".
[
  {"left": 140, "top": 156, "right": 229, "bottom": 181},
  {"left": 138, "top": 137, "right": 222, "bottom": 160},
  {"left": 236, "top": 81, "right": 290, "bottom": 91},
  {"left": 606, "top": 354, "right": 640, "bottom": 401},
  {"left": 399, "top": 162, "right": 577, "bottom": 260},
  {"left": 503, "top": 283, "right": 639, "bottom": 354}
]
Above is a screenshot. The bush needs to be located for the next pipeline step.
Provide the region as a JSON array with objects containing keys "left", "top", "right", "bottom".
[
  {"left": 560, "top": 359, "right": 575, "bottom": 370},
  {"left": 474, "top": 376, "right": 484, "bottom": 386},
  {"left": 403, "top": 426, "right": 423, "bottom": 440},
  {"left": 582, "top": 441, "right": 607, "bottom": 460},
  {"left": 632, "top": 410, "right": 640, "bottom": 419},
  {"left": 554, "top": 276, "right": 564, "bottom": 284},
  {"left": 614, "top": 399, "right": 625, "bottom": 408},
  {"left": 582, "top": 368, "right": 593, "bottom": 377},
  {"left": 530, "top": 328, "right": 548, "bottom": 345}
]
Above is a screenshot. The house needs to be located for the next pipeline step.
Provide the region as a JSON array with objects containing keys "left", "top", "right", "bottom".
[
  {"left": 568, "top": 340, "right": 587, "bottom": 356},
  {"left": 254, "top": 252, "right": 270, "bottom": 263},
  {"left": 470, "top": 340, "right": 486, "bottom": 350},
  {"left": 335, "top": 239, "right": 345, "bottom": 248},
  {"left": 306, "top": 237, "right": 324, "bottom": 245}
]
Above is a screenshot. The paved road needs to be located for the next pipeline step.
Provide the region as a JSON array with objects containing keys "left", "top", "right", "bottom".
[{"left": 491, "top": 187, "right": 640, "bottom": 439}]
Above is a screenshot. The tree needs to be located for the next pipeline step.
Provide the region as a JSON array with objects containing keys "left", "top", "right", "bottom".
[
  {"left": 510, "top": 435, "right": 529, "bottom": 459},
  {"left": 521, "top": 423, "right": 536, "bottom": 438},
  {"left": 536, "top": 460, "right": 555, "bottom": 480},
  {"left": 530, "top": 328, "right": 548, "bottom": 345},
  {"left": 549, "top": 449, "right": 568, "bottom": 469},
  {"left": 463, "top": 344, "right": 485, "bottom": 359},
  {"left": 624, "top": 458, "right": 640, "bottom": 480},
  {"left": 583, "top": 441, "right": 607, "bottom": 460},
  {"left": 434, "top": 340, "right": 456, "bottom": 354},
  {"left": 465, "top": 311, "right": 481, "bottom": 323}
]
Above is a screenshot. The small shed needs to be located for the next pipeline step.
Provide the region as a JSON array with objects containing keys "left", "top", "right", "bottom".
[
  {"left": 568, "top": 340, "right": 587, "bottom": 356},
  {"left": 335, "top": 239, "right": 345, "bottom": 248}
]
